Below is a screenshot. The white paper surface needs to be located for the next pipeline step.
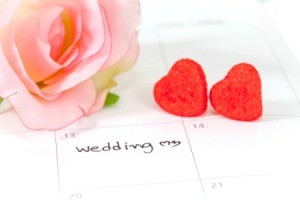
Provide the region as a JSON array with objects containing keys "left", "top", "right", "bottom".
[
  {"left": 263, "top": 0, "right": 300, "bottom": 65},
  {"left": 1, "top": 0, "right": 300, "bottom": 199}
]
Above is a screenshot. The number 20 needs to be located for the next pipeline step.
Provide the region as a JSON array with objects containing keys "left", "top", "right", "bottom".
[{"left": 70, "top": 193, "right": 82, "bottom": 199}]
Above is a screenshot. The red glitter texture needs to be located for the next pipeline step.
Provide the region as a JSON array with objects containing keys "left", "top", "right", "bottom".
[
  {"left": 209, "top": 63, "right": 263, "bottom": 121},
  {"left": 154, "top": 58, "right": 208, "bottom": 117}
]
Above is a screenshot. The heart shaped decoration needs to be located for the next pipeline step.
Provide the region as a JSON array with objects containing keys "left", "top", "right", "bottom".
[
  {"left": 154, "top": 58, "right": 208, "bottom": 117},
  {"left": 209, "top": 63, "right": 262, "bottom": 121}
]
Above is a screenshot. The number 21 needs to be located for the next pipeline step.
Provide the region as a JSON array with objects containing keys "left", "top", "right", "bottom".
[{"left": 211, "top": 182, "right": 223, "bottom": 189}]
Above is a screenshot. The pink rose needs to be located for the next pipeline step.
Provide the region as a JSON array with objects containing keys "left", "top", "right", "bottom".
[{"left": 0, "top": 0, "right": 140, "bottom": 130}]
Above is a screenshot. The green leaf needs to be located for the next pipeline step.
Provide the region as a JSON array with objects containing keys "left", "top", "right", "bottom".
[
  {"left": 0, "top": 97, "right": 3, "bottom": 104},
  {"left": 104, "top": 92, "right": 120, "bottom": 107}
]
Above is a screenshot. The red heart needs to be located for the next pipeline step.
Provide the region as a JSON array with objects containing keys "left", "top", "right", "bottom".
[
  {"left": 209, "top": 63, "right": 262, "bottom": 121},
  {"left": 154, "top": 58, "right": 208, "bottom": 117}
]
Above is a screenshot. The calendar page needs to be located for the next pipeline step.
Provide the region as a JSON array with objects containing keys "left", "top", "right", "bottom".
[{"left": 1, "top": 0, "right": 300, "bottom": 199}]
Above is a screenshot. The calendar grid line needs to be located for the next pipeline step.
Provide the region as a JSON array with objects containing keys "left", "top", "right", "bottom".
[
  {"left": 201, "top": 174, "right": 272, "bottom": 181},
  {"left": 59, "top": 173, "right": 272, "bottom": 192},
  {"left": 61, "top": 178, "right": 200, "bottom": 191},
  {"left": 54, "top": 131, "right": 62, "bottom": 193},
  {"left": 155, "top": 23, "right": 170, "bottom": 72},
  {"left": 260, "top": 26, "right": 300, "bottom": 106},
  {"left": 2, "top": 2, "right": 300, "bottom": 200},
  {"left": 181, "top": 118, "right": 207, "bottom": 199},
  {"left": 155, "top": 25, "right": 207, "bottom": 198},
  {"left": 1, "top": 113, "right": 300, "bottom": 134}
]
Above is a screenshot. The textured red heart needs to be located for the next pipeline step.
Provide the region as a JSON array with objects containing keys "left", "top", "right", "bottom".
[
  {"left": 154, "top": 58, "right": 208, "bottom": 117},
  {"left": 209, "top": 63, "right": 262, "bottom": 121}
]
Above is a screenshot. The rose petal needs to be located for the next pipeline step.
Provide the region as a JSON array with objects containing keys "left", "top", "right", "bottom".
[
  {"left": 48, "top": 16, "right": 66, "bottom": 60},
  {"left": 1, "top": 23, "right": 60, "bottom": 101},
  {"left": 11, "top": 1, "right": 84, "bottom": 83},
  {"left": 1, "top": 45, "right": 96, "bottom": 130},
  {"left": 41, "top": 5, "right": 111, "bottom": 94},
  {"left": 89, "top": 32, "right": 139, "bottom": 114},
  {"left": 42, "top": 2, "right": 82, "bottom": 63},
  {"left": 53, "top": 1, "right": 82, "bottom": 65},
  {"left": 113, "top": 32, "right": 140, "bottom": 72},
  {"left": 13, "top": 5, "right": 65, "bottom": 82},
  {"left": 0, "top": 0, "right": 141, "bottom": 130},
  {"left": 0, "top": 98, "right": 12, "bottom": 113},
  {"left": 28, "top": 0, "right": 140, "bottom": 95},
  {"left": 0, "top": 0, "right": 22, "bottom": 27},
  {"left": 64, "top": 0, "right": 105, "bottom": 68},
  {"left": 10, "top": 80, "right": 96, "bottom": 130},
  {"left": 99, "top": 0, "right": 141, "bottom": 68}
]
